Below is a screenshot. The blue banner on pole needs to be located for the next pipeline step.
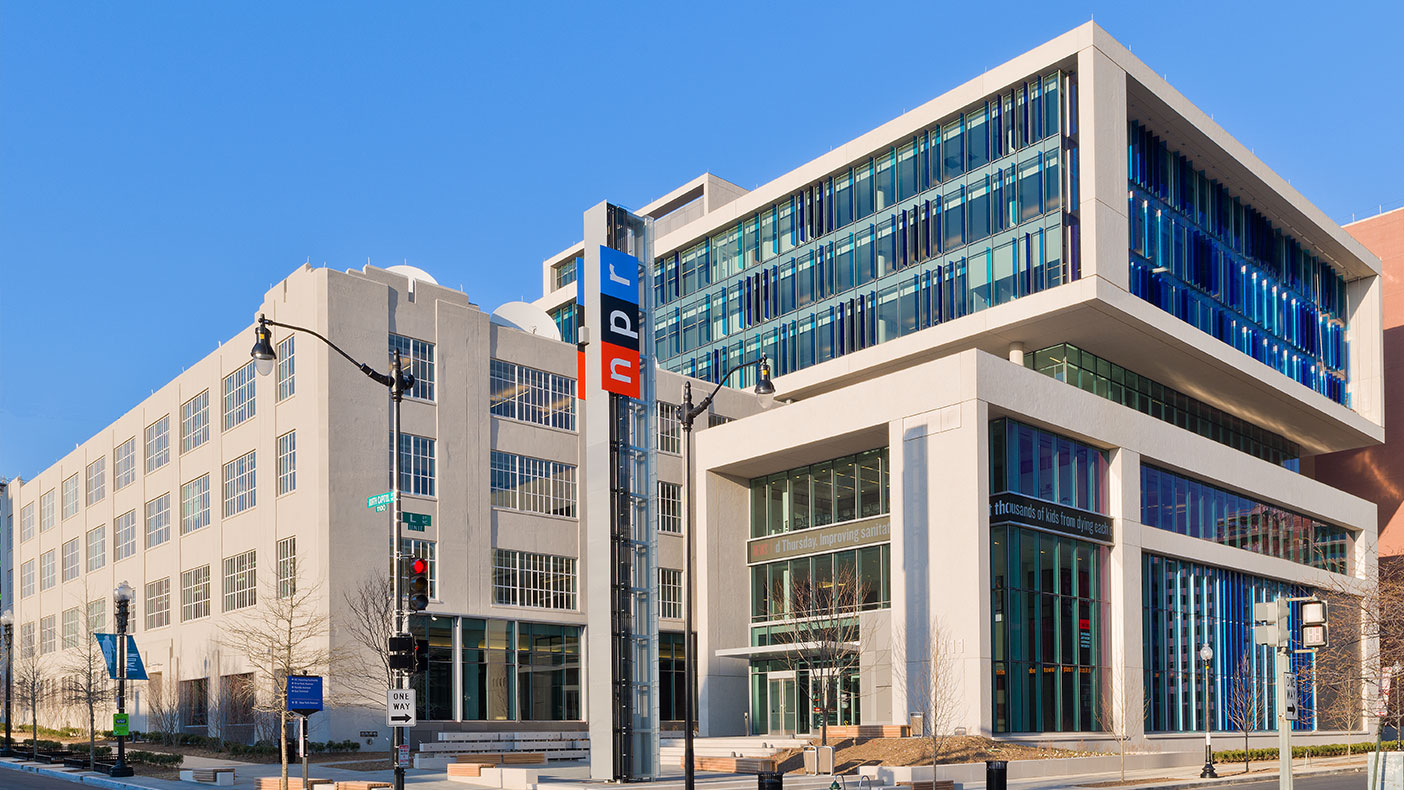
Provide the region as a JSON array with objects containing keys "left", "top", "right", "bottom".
[
  {"left": 95, "top": 634, "right": 148, "bottom": 681},
  {"left": 287, "top": 675, "right": 324, "bottom": 715}
]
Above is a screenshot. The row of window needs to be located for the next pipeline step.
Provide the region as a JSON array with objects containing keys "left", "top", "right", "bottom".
[
  {"left": 1140, "top": 465, "right": 1351, "bottom": 574},
  {"left": 489, "top": 359, "right": 576, "bottom": 431},
  {"left": 656, "top": 72, "right": 1068, "bottom": 307},
  {"left": 749, "top": 544, "right": 891, "bottom": 624},
  {"left": 749, "top": 448, "right": 890, "bottom": 538},
  {"left": 989, "top": 419, "right": 1109, "bottom": 515},
  {"left": 489, "top": 451, "right": 576, "bottom": 517},
  {"left": 417, "top": 615, "right": 582, "bottom": 723},
  {"left": 1025, "top": 343, "right": 1302, "bottom": 469},
  {"left": 491, "top": 549, "right": 577, "bottom": 610},
  {"left": 16, "top": 539, "right": 296, "bottom": 657}
]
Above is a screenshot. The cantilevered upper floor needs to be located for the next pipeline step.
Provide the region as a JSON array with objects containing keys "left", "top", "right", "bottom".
[{"left": 535, "top": 22, "right": 1383, "bottom": 460}]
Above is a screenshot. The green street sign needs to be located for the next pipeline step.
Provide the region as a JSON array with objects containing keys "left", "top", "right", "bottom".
[
  {"left": 401, "top": 512, "right": 431, "bottom": 531},
  {"left": 112, "top": 712, "right": 129, "bottom": 737},
  {"left": 366, "top": 492, "right": 395, "bottom": 509}
]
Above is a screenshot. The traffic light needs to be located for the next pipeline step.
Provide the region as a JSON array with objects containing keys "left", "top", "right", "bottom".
[
  {"left": 414, "top": 639, "right": 429, "bottom": 675},
  {"left": 388, "top": 633, "right": 415, "bottom": 672},
  {"left": 1301, "top": 599, "right": 1329, "bottom": 649},
  {"left": 1253, "top": 598, "right": 1290, "bottom": 648},
  {"left": 407, "top": 557, "right": 430, "bottom": 611}
]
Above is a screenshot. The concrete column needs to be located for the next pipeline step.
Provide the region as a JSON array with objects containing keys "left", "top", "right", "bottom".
[
  {"left": 1076, "top": 45, "right": 1130, "bottom": 292},
  {"left": 1008, "top": 342, "right": 1025, "bottom": 366},
  {"left": 1107, "top": 446, "right": 1145, "bottom": 742}
]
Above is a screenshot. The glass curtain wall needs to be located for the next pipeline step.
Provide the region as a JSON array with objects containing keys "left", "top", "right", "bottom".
[
  {"left": 1142, "top": 554, "right": 1316, "bottom": 732},
  {"left": 1140, "top": 465, "right": 1351, "bottom": 573},
  {"left": 1126, "top": 121, "right": 1349, "bottom": 406},
  {"left": 750, "top": 449, "right": 889, "bottom": 537},
  {"left": 989, "top": 418, "right": 1108, "bottom": 513},
  {"left": 655, "top": 71, "right": 1079, "bottom": 388}
]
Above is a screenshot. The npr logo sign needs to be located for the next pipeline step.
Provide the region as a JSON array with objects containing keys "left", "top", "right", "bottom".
[{"left": 598, "top": 246, "right": 641, "bottom": 399}]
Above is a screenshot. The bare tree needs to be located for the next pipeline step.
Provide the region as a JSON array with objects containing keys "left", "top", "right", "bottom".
[
  {"left": 1224, "top": 656, "right": 1263, "bottom": 774},
  {"left": 14, "top": 633, "right": 46, "bottom": 760},
  {"left": 209, "top": 671, "right": 257, "bottom": 746},
  {"left": 221, "top": 567, "right": 330, "bottom": 790},
  {"left": 339, "top": 573, "right": 396, "bottom": 707},
  {"left": 63, "top": 601, "right": 113, "bottom": 768},
  {"left": 908, "top": 617, "right": 961, "bottom": 766},
  {"left": 769, "top": 564, "right": 871, "bottom": 746},
  {"left": 1097, "top": 663, "right": 1146, "bottom": 782},
  {"left": 145, "top": 671, "right": 182, "bottom": 743}
]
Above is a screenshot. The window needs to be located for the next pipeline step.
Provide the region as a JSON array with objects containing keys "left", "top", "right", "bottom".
[
  {"left": 222, "top": 361, "right": 257, "bottom": 430},
  {"left": 114, "top": 510, "right": 137, "bottom": 561},
  {"left": 20, "top": 503, "right": 34, "bottom": 542},
  {"left": 61, "top": 537, "right": 80, "bottom": 581},
  {"left": 750, "top": 448, "right": 891, "bottom": 537},
  {"left": 20, "top": 623, "right": 34, "bottom": 659},
  {"left": 181, "top": 678, "right": 209, "bottom": 727},
  {"left": 660, "top": 568, "right": 683, "bottom": 619},
  {"left": 62, "top": 607, "right": 81, "bottom": 649},
  {"left": 146, "top": 416, "right": 171, "bottom": 472},
  {"left": 181, "top": 390, "right": 210, "bottom": 453},
  {"left": 86, "top": 457, "right": 106, "bottom": 505},
  {"left": 86, "top": 525, "right": 105, "bottom": 571},
  {"left": 223, "top": 450, "right": 256, "bottom": 517},
  {"left": 223, "top": 549, "right": 257, "bottom": 611},
  {"left": 40, "top": 489, "right": 55, "bottom": 531},
  {"left": 659, "top": 482, "right": 682, "bottom": 534},
  {"left": 40, "top": 615, "right": 55, "bottom": 654},
  {"left": 552, "top": 256, "right": 579, "bottom": 290},
  {"left": 489, "top": 360, "right": 577, "bottom": 430},
  {"left": 389, "top": 334, "right": 435, "bottom": 401},
  {"left": 146, "top": 493, "right": 171, "bottom": 548},
  {"left": 277, "top": 536, "right": 296, "bottom": 598},
  {"left": 114, "top": 437, "right": 136, "bottom": 489},
  {"left": 40, "top": 549, "right": 56, "bottom": 590},
  {"left": 277, "top": 430, "right": 296, "bottom": 495},
  {"left": 657, "top": 401, "right": 681, "bottom": 454},
  {"left": 87, "top": 599, "right": 106, "bottom": 633},
  {"left": 277, "top": 335, "right": 295, "bottom": 401},
  {"left": 400, "top": 538, "right": 437, "bottom": 600},
  {"left": 489, "top": 452, "right": 576, "bottom": 517},
  {"left": 395, "top": 434, "right": 435, "bottom": 497},
  {"left": 181, "top": 474, "right": 211, "bottom": 534},
  {"left": 181, "top": 565, "right": 211, "bottom": 621},
  {"left": 20, "top": 559, "right": 34, "bottom": 597},
  {"left": 491, "top": 549, "right": 577, "bottom": 610},
  {"left": 62, "top": 473, "right": 80, "bottom": 519},
  {"left": 145, "top": 578, "right": 171, "bottom": 629}
]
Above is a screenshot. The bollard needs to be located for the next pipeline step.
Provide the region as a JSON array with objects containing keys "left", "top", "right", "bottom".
[
  {"left": 758, "top": 770, "right": 784, "bottom": 790},
  {"left": 986, "top": 759, "right": 1008, "bottom": 790}
]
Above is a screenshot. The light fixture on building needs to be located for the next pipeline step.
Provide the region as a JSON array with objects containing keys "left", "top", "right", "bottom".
[{"left": 250, "top": 317, "right": 277, "bottom": 376}]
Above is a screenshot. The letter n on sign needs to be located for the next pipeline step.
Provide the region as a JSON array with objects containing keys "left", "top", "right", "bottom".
[{"left": 598, "top": 246, "right": 641, "bottom": 399}]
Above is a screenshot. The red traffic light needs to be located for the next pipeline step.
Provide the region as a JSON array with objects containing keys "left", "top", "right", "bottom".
[{"left": 411, "top": 558, "right": 429, "bottom": 575}]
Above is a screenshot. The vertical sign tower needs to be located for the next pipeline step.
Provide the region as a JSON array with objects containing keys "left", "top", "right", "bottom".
[{"left": 581, "top": 203, "right": 659, "bottom": 780}]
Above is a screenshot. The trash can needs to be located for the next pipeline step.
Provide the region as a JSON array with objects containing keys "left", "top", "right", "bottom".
[
  {"left": 758, "top": 770, "right": 784, "bottom": 790},
  {"left": 985, "top": 760, "right": 1008, "bottom": 790}
]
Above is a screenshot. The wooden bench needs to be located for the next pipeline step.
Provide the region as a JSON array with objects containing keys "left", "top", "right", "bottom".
[
  {"left": 898, "top": 781, "right": 956, "bottom": 790},
  {"left": 823, "top": 725, "right": 910, "bottom": 740},
  {"left": 181, "top": 768, "right": 236, "bottom": 785},
  {"left": 254, "top": 778, "right": 334, "bottom": 790},
  {"left": 335, "top": 782, "right": 392, "bottom": 790},
  {"left": 683, "top": 756, "right": 778, "bottom": 774}
]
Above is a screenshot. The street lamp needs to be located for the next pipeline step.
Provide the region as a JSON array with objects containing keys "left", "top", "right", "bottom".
[
  {"left": 250, "top": 314, "right": 415, "bottom": 790},
  {"left": 1199, "top": 643, "right": 1217, "bottom": 779},
  {"left": 111, "top": 581, "right": 135, "bottom": 777},
  {"left": 1, "top": 609, "right": 13, "bottom": 758},
  {"left": 678, "top": 356, "right": 775, "bottom": 790}
]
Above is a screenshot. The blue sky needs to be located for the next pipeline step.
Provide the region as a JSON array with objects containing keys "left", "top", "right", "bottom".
[{"left": 3, "top": 1, "right": 1401, "bottom": 480}]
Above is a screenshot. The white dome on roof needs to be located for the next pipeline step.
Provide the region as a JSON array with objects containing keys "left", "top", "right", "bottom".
[
  {"left": 386, "top": 264, "right": 439, "bottom": 286},
  {"left": 491, "top": 302, "right": 562, "bottom": 341}
]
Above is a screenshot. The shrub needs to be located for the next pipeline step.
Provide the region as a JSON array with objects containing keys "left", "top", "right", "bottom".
[{"left": 129, "top": 750, "right": 184, "bottom": 767}]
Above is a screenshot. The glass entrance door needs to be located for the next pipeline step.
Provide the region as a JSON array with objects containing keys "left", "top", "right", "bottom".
[{"left": 766, "top": 672, "right": 797, "bottom": 735}]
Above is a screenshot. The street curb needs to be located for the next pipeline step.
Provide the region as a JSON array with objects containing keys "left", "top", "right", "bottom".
[
  {"left": 1073, "top": 764, "right": 1365, "bottom": 790},
  {"left": 0, "top": 757, "right": 149, "bottom": 789}
]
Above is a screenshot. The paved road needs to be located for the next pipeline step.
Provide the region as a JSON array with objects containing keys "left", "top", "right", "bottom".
[
  {"left": 0, "top": 768, "right": 92, "bottom": 789},
  {"left": 1201, "top": 772, "right": 1364, "bottom": 790}
]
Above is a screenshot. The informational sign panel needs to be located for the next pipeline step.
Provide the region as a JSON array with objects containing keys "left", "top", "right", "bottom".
[
  {"left": 597, "top": 246, "right": 641, "bottom": 399},
  {"left": 396, "top": 744, "right": 411, "bottom": 767},
  {"left": 387, "top": 688, "right": 416, "bottom": 728},
  {"left": 112, "top": 713, "right": 129, "bottom": 737},
  {"left": 287, "top": 675, "right": 324, "bottom": 716},
  {"left": 96, "top": 634, "right": 148, "bottom": 681},
  {"left": 988, "top": 492, "right": 1114, "bottom": 544}
]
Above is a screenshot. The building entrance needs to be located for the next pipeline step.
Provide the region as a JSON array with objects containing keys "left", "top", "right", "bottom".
[{"left": 766, "top": 671, "right": 797, "bottom": 735}]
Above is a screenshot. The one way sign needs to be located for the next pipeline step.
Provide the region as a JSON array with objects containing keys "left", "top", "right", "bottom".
[{"left": 386, "top": 688, "right": 416, "bottom": 728}]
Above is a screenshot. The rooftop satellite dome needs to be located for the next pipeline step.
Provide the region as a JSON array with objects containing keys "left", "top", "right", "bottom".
[
  {"left": 385, "top": 264, "right": 440, "bottom": 287},
  {"left": 491, "top": 301, "right": 562, "bottom": 341}
]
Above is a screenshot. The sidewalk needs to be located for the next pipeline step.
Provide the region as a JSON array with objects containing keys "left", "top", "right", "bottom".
[{"left": 960, "top": 753, "right": 1368, "bottom": 789}]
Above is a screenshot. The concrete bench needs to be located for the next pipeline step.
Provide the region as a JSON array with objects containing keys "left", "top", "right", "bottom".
[
  {"left": 685, "top": 756, "right": 778, "bottom": 774},
  {"left": 254, "top": 778, "right": 335, "bottom": 790},
  {"left": 335, "top": 782, "right": 393, "bottom": 790},
  {"left": 181, "top": 768, "right": 236, "bottom": 786}
]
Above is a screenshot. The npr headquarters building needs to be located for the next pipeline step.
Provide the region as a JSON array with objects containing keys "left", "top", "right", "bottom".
[{"left": 1, "top": 22, "right": 1383, "bottom": 780}]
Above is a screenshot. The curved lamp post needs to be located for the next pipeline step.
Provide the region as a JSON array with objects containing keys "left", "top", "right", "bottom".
[
  {"left": 1, "top": 609, "right": 13, "bottom": 758},
  {"left": 251, "top": 314, "right": 414, "bottom": 790},
  {"left": 111, "top": 581, "right": 135, "bottom": 777},
  {"left": 1200, "top": 643, "right": 1217, "bottom": 779},
  {"left": 678, "top": 356, "right": 774, "bottom": 790}
]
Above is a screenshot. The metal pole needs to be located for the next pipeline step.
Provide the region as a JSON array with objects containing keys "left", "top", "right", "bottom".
[
  {"left": 300, "top": 715, "right": 309, "bottom": 790},
  {"left": 391, "top": 350, "right": 406, "bottom": 790},
  {"left": 1277, "top": 646, "right": 1292, "bottom": 790},
  {"left": 2, "top": 625, "right": 12, "bottom": 757},
  {"left": 681, "top": 385, "right": 695, "bottom": 790},
  {"left": 112, "top": 600, "right": 133, "bottom": 776},
  {"left": 1201, "top": 653, "right": 1216, "bottom": 778}
]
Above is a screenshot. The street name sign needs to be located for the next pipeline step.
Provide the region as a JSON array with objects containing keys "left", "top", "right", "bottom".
[
  {"left": 401, "top": 512, "right": 431, "bottom": 531},
  {"left": 367, "top": 492, "right": 395, "bottom": 511},
  {"left": 387, "top": 688, "right": 416, "bottom": 728}
]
